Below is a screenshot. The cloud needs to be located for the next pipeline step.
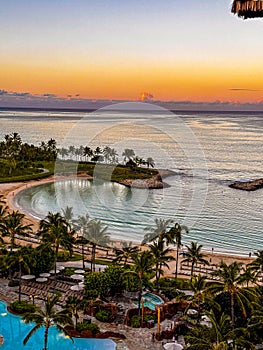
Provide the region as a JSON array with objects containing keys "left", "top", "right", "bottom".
[
  {"left": 1, "top": 87, "right": 263, "bottom": 111},
  {"left": 140, "top": 92, "right": 154, "bottom": 101},
  {"left": 11, "top": 92, "right": 30, "bottom": 97},
  {"left": 229, "top": 88, "right": 261, "bottom": 92},
  {"left": 42, "top": 93, "right": 57, "bottom": 98}
]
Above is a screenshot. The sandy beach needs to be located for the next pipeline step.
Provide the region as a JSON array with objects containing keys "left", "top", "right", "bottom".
[{"left": 0, "top": 177, "right": 255, "bottom": 270}]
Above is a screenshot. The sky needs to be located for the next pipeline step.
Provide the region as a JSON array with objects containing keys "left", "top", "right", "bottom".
[{"left": 1, "top": 0, "right": 263, "bottom": 110}]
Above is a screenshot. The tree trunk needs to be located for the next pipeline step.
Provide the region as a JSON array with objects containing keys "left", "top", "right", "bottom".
[
  {"left": 155, "top": 264, "right": 159, "bottom": 293},
  {"left": 231, "top": 292, "right": 235, "bottom": 328},
  {"left": 44, "top": 326, "right": 49, "bottom": 350},
  {"left": 138, "top": 286, "right": 142, "bottom": 316},
  {"left": 54, "top": 245, "right": 58, "bottom": 278},
  {"left": 191, "top": 261, "right": 194, "bottom": 276},
  {"left": 75, "top": 311, "right": 78, "bottom": 329},
  {"left": 91, "top": 244, "right": 96, "bottom": 272},
  {"left": 175, "top": 243, "right": 179, "bottom": 279},
  {"left": 82, "top": 243, "right": 85, "bottom": 270},
  {"left": 18, "top": 262, "right": 22, "bottom": 302}
]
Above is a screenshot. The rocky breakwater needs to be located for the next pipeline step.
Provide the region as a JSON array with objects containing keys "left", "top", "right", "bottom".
[
  {"left": 119, "top": 173, "right": 166, "bottom": 189},
  {"left": 229, "top": 178, "right": 263, "bottom": 191}
]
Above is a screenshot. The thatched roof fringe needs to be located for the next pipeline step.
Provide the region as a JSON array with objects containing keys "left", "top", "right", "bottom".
[{"left": 232, "top": 0, "right": 263, "bottom": 18}]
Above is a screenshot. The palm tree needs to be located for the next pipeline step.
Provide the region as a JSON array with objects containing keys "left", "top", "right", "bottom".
[
  {"left": 113, "top": 241, "right": 139, "bottom": 265},
  {"left": 0, "top": 211, "right": 32, "bottom": 252},
  {"left": 61, "top": 206, "right": 74, "bottom": 224},
  {"left": 65, "top": 296, "right": 83, "bottom": 329},
  {"left": 73, "top": 213, "right": 90, "bottom": 269},
  {"left": 22, "top": 294, "right": 73, "bottom": 350},
  {"left": 187, "top": 274, "right": 217, "bottom": 319},
  {"left": 240, "top": 265, "right": 259, "bottom": 287},
  {"left": 232, "top": 0, "right": 263, "bottom": 19},
  {"left": 146, "top": 157, "right": 155, "bottom": 168},
  {"left": 181, "top": 242, "right": 209, "bottom": 276},
  {"left": 142, "top": 218, "right": 173, "bottom": 244},
  {"left": 58, "top": 147, "right": 68, "bottom": 160},
  {"left": 38, "top": 212, "right": 75, "bottom": 275},
  {"left": 148, "top": 239, "right": 174, "bottom": 292},
  {"left": 83, "top": 146, "right": 93, "bottom": 161},
  {"left": 249, "top": 250, "right": 263, "bottom": 279},
  {"left": 122, "top": 251, "right": 154, "bottom": 315},
  {"left": 210, "top": 261, "right": 258, "bottom": 328},
  {"left": 168, "top": 222, "right": 188, "bottom": 278},
  {"left": 122, "top": 148, "right": 135, "bottom": 164},
  {"left": 6, "top": 248, "right": 32, "bottom": 302},
  {"left": 86, "top": 219, "right": 110, "bottom": 272},
  {"left": 185, "top": 310, "right": 246, "bottom": 350},
  {"left": 103, "top": 146, "right": 112, "bottom": 164}
]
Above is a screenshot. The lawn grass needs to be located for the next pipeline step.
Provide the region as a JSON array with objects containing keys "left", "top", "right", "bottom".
[{"left": 0, "top": 159, "right": 158, "bottom": 183}]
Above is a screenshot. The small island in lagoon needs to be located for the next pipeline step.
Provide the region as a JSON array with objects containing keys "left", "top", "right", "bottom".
[{"left": 0, "top": 133, "right": 174, "bottom": 188}]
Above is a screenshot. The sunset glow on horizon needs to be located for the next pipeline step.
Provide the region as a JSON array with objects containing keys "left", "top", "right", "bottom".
[{"left": 1, "top": 0, "right": 263, "bottom": 107}]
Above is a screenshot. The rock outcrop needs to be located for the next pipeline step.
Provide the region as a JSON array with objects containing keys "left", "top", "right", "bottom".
[{"left": 229, "top": 178, "right": 263, "bottom": 191}]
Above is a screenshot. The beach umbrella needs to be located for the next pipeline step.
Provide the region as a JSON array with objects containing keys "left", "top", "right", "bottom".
[
  {"left": 70, "top": 274, "right": 84, "bottom": 280},
  {"left": 39, "top": 273, "right": 51, "bottom": 278},
  {"left": 187, "top": 308, "right": 198, "bottom": 316},
  {"left": 164, "top": 343, "right": 183, "bottom": 350},
  {"left": 70, "top": 284, "right": 84, "bottom": 291},
  {"left": 75, "top": 269, "right": 85, "bottom": 274},
  {"left": 36, "top": 277, "right": 48, "bottom": 283},
  {"left": 232, "top": 0, "right": 263, "bottom": 19},
  {"left": 56, "top": 265, "right": 65, "bottom": 271},
  {"left": 49, "top": 269, "right": 57, "bottom": 274},
  {"left": 21, "top": 274, "right": 35, "bottom": 280}
]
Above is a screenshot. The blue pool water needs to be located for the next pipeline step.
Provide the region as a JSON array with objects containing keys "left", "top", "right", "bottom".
[
  {"left": 142, "top": 293, "right": 164, "bottom": 310},
  {"left": 0, "top": 301, "right": 116, "bottom": 350}
]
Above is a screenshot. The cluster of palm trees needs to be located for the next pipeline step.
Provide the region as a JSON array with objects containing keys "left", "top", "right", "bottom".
[
  {"left": 1, "top": 202, "right": 263, "bottom": 349},
  {"left": 58, "top": 145, "right": 155, "bottom": 168},
  {"left": 0, "top": 133, "right": 58, "bottom": 175}
]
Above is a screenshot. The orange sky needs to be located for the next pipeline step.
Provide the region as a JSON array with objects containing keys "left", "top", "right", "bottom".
[
  {"left": 1, "top": 60, "right": 263, "bottom": 103},
  {"left": 1, "top": 1, "right": 263, "bottom": 105}
]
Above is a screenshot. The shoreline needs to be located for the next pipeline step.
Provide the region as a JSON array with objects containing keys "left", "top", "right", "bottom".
[{"left": 0, "top": 176, "right": 256, "bottom": 268}]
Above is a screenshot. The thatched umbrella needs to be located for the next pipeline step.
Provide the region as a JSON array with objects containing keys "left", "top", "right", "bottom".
[{"left": 232, "top": 0, "right": 263, "bottom": 19}]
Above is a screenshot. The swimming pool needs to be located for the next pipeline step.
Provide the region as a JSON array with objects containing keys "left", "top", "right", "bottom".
[
  {"left": 142, "top": 293, "right": 164, "bottom": 310},
  {"left": 0, "top": 301, "right": 116, "bottom": 350}
]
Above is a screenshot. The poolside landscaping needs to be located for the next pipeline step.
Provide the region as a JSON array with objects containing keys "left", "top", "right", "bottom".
[{"left": 0, "top": 134, "right": 263, "bottom": 349}]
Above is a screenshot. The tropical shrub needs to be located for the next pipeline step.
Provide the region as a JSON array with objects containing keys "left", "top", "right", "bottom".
[
  {"left": 8, "top": 279, "right": 19, "bottom": 287},
  {"left": 131, "top": 314, "right": 156, "bottom": 328},
  {"left": 9, "top": 300, "right": 36, "bottom": 314},
  {"left": 76, "top": 321, "right": 99, "bottom": 334},
  {"left": 95, "top": 310, "right": 111, "bottom": 322}
]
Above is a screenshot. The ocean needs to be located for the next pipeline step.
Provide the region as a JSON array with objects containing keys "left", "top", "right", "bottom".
[{"left": 1, "top": 104, "right": 263, "bottom": 255}]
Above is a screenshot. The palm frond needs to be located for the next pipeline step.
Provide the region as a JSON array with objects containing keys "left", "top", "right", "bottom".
[{"left": 232, "top": 0, "right": 263, "bottom": 19}]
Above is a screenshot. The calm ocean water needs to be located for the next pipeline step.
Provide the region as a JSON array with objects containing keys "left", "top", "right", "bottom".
[{"left": 1, "top": 105, "right": 263, "bottom": 255}]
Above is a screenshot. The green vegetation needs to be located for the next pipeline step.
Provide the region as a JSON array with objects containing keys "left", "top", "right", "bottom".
[
  {"left": 22, "top": 294, "right": 73, "bottom": 350},
  {"left": 8, "top": 279, "right": 19, "bottom": 287},
  {"left": 9, "top": 300, "right": 36, "bottom": 314},
  {"left": 95, "top": 309, "right": 111, "bottom": 322},
  {"left": 76, "top": 320, "right": 99, "bottom": 334},
  {"left": 0, "top": 133, "right": 157, "bottom": 182},
  {"left": 1, "top": 188, "right": 263, "bottom": 349},
  {"left": 131, "top": 314, "right": 156, "bottom": 328}
]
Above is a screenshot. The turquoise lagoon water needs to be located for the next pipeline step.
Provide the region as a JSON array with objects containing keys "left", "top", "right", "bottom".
[
  {"left": 2, "top": 108, "right": 263, "bottom": 255},
  {"left": 0, "top": 301, "right": 116, "bottom": 350}
]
